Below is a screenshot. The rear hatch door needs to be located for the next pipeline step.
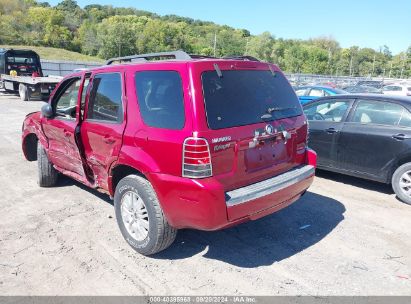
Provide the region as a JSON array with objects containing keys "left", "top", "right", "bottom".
[{"left": 196, "top": 63, "right": 307, "bottom": 192}]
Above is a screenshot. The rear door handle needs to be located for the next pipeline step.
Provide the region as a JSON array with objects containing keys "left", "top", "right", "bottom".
[
  {"left": 392, "top": 133, "right": 411, "bottom": 140},
  {"left": 103, "top": 136, "right": 115, "bottom": 144},
  {"left": 325, "top": 128, "right": 338, "bottom": 134},
  {"left": 63, "top": 130, "right": 71, "bottom": 138}
]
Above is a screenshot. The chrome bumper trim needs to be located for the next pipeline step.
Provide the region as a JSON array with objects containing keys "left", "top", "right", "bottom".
[{"left": 225, "top": 165, "right": 315, "bottom": 207}]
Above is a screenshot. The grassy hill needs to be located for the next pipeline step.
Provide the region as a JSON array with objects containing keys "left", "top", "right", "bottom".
[{"left": 0, "top": 45, "right": 104, "bottom": 63}]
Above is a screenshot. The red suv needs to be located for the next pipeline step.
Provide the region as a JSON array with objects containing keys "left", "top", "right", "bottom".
[{"left": 22, "top": 51, "right": 317, "bottom": 255}]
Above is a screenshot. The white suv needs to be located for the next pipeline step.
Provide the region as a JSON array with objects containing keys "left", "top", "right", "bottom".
[{"left": 383, "top": 83, "right": 411, "bottom": 97}]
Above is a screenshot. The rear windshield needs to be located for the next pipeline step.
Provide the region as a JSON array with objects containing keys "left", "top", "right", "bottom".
[
  {"left": 6, "top": 55, "right": 38, "bottom": 65},
  {"left": 202, "top": 70, "right": 302, "bottom": 129}
]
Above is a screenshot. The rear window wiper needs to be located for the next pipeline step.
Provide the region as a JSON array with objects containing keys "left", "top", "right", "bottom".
[{"left": 261, "top": 107, "right": 296, "bottom": 119}]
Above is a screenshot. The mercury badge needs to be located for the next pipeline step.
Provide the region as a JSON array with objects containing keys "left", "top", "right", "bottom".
[{"left": 265, "top": 124, "right": 274, "bottom": 135}]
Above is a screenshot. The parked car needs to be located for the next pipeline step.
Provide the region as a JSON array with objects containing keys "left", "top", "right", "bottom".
[
  {"left": 294, "top": 86, "right": 348, "bottom": 104},
  {"left": 315, "top": 82, "right": 337, "bottom": 88},
  {"left": 303, "top": 94, "right": 411, "bottom": 205},
  {"left": 342, "top": 85, "right": 383, "bottom": 94},
  {"left": 356, "top": 80, "right": 384, "bottom": 89},
  {"left": 382, "top": 83, "right": 411, "bottom": 97},
  {"left": 22, "top": 51, "right": 317, "bottom": 255}
]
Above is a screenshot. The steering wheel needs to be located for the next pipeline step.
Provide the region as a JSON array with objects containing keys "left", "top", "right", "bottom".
[{"left": 313, "top": 112, "right": 325, "bottom": 121}]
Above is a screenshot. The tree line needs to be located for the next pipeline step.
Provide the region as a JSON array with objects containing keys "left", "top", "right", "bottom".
[{"left": 1, "top": 0, "right": 410, "bottom": 78}]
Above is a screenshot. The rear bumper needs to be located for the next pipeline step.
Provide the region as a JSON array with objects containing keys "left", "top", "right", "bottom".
[
  {"left": 148, "top": 148, "right": 316, "bottom": 230},
  {"left": 149, "top": 162, "right": 315, "bottom": 231},
  {"left": 225, "top": 165, "right": 314, "bottom": 221}
]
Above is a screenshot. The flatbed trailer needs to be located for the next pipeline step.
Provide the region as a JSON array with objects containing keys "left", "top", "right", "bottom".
[
  {"left": 0, "top": 48, "right": 63, "bottom": 101},
  {"left": 1, "top": 74, "right": 62, "bottom": 101}
]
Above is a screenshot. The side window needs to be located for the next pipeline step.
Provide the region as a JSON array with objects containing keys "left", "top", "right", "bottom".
[
  {"left": 87, "top": 73, "right": 123, "bottom": 123},
  {"left": 295, "top": 88, "right": 307, "bottom": 96},
  {"left": 0, "top": 54, "right": 4, "bottom": 72},
  {"left": 308, "top": 89, "right": 325, "bottom": 97},
  {"left": 352, "top": 100, "right": 403, "bottom": 126},
  {"left": 383, "top": 86, "right": 402, "bottom": 92},
  {"left": 399, "top": 109, "right": 411, "bottom": 127},
  {"left": 54, "top": 78, "right": 81, "bottom": 120},
  {"left": 135, "top": 71, "right": 185, "bottom": 130},
  {"left": 304, "top": 99, "right": 351, "bottom": 122}
]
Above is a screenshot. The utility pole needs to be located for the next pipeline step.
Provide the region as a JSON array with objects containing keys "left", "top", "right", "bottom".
[
  {"left": 213, "top": 32, "right": 217, "bottom": 57},
  {"left": 349, "top": 56, "right": 353, "bottom": 77},
  {"left": 328, "top": 47, "right": 332, "bottom": 74},
  {"left": 372, "top": 54, "right": 376, "bottom": 77},
  {"left": 400, "top": 55, "right": 406, "bottom": 79}
]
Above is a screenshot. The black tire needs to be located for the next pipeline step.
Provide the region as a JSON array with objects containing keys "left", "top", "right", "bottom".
[
  {"left": 392, "top": 162, "right": 411, "bottom": 205},
  {"left": 19, "top": 83, "right": 30, "bottom": 101},
  {"left": 114, "top": 175, "right": 177, "bottom": 255},
  {"left": 40, "top": 93, "right": 49, "bottom": 102},
  {"left": 37, "top": 144, "right": 58, "bottom": 187}
]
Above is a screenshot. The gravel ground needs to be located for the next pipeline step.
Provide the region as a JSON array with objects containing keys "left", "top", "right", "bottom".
[{"left": 0, "top": 93, "right": 410, "bottom": 296}]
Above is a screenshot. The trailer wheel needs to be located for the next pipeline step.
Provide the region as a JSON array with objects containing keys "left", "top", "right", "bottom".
[
  {"left": 40, "top": 94, "right": 49, "bottom": 102},
  {"left": 19, "top": 84, "right": 30, "bottom": 101}
]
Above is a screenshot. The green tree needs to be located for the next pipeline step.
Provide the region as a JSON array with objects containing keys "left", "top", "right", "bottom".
[
  {"left": 245, "top": 32, "right": 274, "bottom": 61},
  {"left": 302, "top": 45, "right": 329, "bottom": 74},
  {"left": 96, "top": 15, "right": 148, "bottom": 58},
  {"left": 283, "top": 44, "right": 309, "bottom": 73},
  {"left": 136, "top": 18, "right": 193, "bottom": 54},
  {"left": 26, "top": 6, "right": 72, "bottom": 48}
]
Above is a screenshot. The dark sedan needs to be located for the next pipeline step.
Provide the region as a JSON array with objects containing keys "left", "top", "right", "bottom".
[
  {"left": 303, "top": 94, "right": 411, "bottom": 205},
  {"left": 342, "top": 85, "right": 383, "bottom": 94}
]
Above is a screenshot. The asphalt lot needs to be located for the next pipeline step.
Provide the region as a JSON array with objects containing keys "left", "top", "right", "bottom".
[{"left": 0, "top": 93, "right": 410, "bottom": 295}]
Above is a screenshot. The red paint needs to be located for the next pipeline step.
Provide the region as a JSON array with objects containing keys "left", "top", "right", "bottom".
[{"left": 22, "top": 59, "right": 316, "bottom": 230}]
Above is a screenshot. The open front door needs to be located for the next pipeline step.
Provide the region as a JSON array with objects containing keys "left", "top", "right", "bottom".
[{"left": 42, "top": 74, "right": 92, "bottom": 184}]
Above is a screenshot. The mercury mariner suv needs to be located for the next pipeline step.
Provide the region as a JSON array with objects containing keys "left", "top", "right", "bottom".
[{"left": 22, "top": 51, "right": 317, "bottom": 255}]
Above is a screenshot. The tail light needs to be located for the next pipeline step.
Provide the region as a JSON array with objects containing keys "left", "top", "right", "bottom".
[
  {"left": 182, "top": 137, "right": 212, "bottom": 178},
  {"left": 306, "top": 148, "right": 317, "bottom": 168}
]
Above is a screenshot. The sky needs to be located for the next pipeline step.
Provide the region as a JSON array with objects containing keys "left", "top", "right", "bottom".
[{"left": 48, "top": 0, "right": 411, "bottom": 55}]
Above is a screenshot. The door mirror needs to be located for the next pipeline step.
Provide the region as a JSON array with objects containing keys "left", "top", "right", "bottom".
[{"left": 41, "top": 103, "right": 54, "bottom": 118}]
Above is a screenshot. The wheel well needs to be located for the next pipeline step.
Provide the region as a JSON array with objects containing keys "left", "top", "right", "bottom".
[
  {"left": 390, "top": 155, "right": 411, "bottom": 182},
  {"left": 23, "top": 133, "right": 38, "bottom": 161},
  {"left": 111, "top": 165, "right": 146, "bottom": 193}
]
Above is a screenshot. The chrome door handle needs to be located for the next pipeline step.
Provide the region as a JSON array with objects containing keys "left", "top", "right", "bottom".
[
  {"left": 325, "top": 128, "right": 338, "bottom": 134},
  {"left": 392, "top": 134, "right": 411, "bottom": 140}
]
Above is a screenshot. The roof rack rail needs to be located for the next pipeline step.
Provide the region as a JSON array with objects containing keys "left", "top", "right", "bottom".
[
  {"left": 189, "top": 54, "right": 217, "bottom": 59},
  {"left": 106, "top": 50, "right": 192, "bottom": 65},
  {"left": 222, "top": 55, "right": 260, "bottom": 62},
  {"left": 106, "top": 51, "right": 260, "bottom": 65}
]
